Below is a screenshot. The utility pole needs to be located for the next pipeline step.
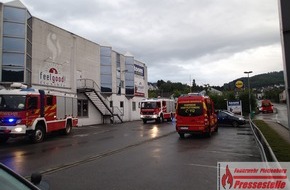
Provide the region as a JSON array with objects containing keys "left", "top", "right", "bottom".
[{"left": 244, "top": 71, "right": 253, "bottom": 115}]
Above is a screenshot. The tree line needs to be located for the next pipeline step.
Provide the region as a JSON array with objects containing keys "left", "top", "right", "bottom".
[{"left": 148, "top": 71, "right": 285, "bottom": 114}]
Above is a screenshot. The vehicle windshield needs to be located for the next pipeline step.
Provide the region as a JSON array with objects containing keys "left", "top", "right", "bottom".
[
  {"left": 0, "top": 95, "right": 26, "bottom": 111},
  {"left": 177, "top": 102, "right": 203, "bottom": 117},
  {"left": 262, "top": 100, "right": 272, "bottom": 107},
  {"left": 141, "top": 102, "right": 160, "bottom": 109},
  {"left": 0, "top": 168, "right": 32, "bottom": 190},
  {"left": 225, "top": 111, "right": 235, "bottom": 116}
]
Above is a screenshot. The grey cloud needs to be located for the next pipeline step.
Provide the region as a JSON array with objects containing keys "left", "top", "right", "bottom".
[{"left": 19, "top": 0, "right": 283, "bottom": 85}]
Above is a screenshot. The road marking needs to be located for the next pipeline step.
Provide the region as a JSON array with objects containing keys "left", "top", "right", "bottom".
[
  {"left": 26, "top": 131, "right": 176, "bottom": 178},
  {"left": 72, "top": 129, "right": 114, "bottom": 137},
  {"left": 205, "top": 150, "right": 258, "bottom": 157},
  {"left": 73, "top": 134, "right": 89, "bottom": 137},
  {"left": 186, "top": 163, "right": 217, "bottom": 169}
]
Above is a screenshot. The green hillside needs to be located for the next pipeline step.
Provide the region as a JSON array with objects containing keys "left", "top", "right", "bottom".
[{"left": 224, "top": 71, "right": 284, "bottom": 90}]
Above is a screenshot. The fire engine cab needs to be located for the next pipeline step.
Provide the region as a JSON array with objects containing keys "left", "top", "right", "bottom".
[
  {"left": 0, "top": 83, "right": 78, "bottom": 143},
  {"left": 140, "top": 98, "right": 175, "bottom": 123}
]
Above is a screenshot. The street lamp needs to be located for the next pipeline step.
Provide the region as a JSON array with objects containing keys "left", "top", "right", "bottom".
[{"left": 244, "top": 71, "right": 253, "bottom": 115}]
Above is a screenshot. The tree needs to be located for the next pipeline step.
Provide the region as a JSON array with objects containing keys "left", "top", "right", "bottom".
[
  {"left": 264, "top": 88, "right": 284, "bottom": 103},
  {"left": 157, "top": 80, "right": 165, "bottom": 88},
  {"left": 148, "top": 90, "right": 158, "bottom": 98},
  {"left": 209, "top": 93, "right": 227, "bottom": 110},
  {"left": 238, "top": 90, "right": 257, "bottom": 114}
]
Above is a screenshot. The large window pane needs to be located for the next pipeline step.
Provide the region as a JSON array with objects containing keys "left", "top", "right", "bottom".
[
  {"left": 126, "top": 64, "right": 134, "bottom": 72},
  {"left": 126, "top": 57, "right": 134, "bottom": 64},
  {"left": 3, "top": 37, "right": 25, "bottom": 52},
  {"left": 2, "top": 68, "right": 24, "bottom": 82},
  {"left": 3, "top": 6, "right": 26, "bottom": 23},
  {"left": 125, "top": 87, "right": 134, "bottom": 95},
  {"left": 125, "top": 73, "right": 134, "bottom": 80},
  {"left": 101, "top": 66, "right": 111, "bottom": 74},
  {"left": 125, "top": 56, "right": 135, "bottom": 96},
  {"left": 101, "top": 83, "right": 112, "bottom": 92},
  {"left": 101, "top": 56, "right": 111, "bottom": 65},
  {"left": 126, "top": 80, "right": 134, "bottom": 87},
  {"left": 2, "top": 53, "right": 25, "bottom": 66},
  {"left": 3, "top": 22, "right": 25, "bottom": 37},
  {"left": 100, "top": 47, "right": 111, "bottom": 56},
  {"left": 101, "top": 75, "right": 112, "bottom": 83}
]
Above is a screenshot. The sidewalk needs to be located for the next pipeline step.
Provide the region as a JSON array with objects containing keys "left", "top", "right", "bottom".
[{"left": 263, "top": 120, "right": 290, "bottom": 144}]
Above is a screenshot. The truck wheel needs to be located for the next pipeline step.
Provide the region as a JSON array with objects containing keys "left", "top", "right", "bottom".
[
  {"left": 155, "top": 118, "right": 160, "bottom": 123},
  {"left": 61, "top": 121, "right": 72, "bottom": 135},
  {"left": 167, "top": 114, "right": 173, "bottom": 122},
  {"left": 0, "top": 135, "right": 9, "bottom": 144},
  {"left": 214, "top": 125, "right": 218, "bottom": 132},
  {"left": 206, "top": 127, "right": 212, "bottom": 138},
  {"left": 30, "top": 125, "right": 45, "bottom": 143},
  {"left": 142, "top": 119, "right": 147, "bottom": 124},
  {"left": 179, "top": 133, "right": 185, "bottom": 139}
]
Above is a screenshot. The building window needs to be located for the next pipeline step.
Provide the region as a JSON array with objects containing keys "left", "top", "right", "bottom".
[
  {"left": 78, "top": 99, "right": 88, "bottom": 117},
  {"left": 125, "top": 56, "right": 134, "bottom": 96},
  {"left": 100, "top": 46, "right": 112, "bottom": 93},
  {"left": 3, "top": 22, "right": 25, "bottom": 37},
  {"left": 3, "top": 6, "right": 26, "bottom": 22},
  {"left": 132, "top": 102, "right": 136, "bottom": 111},
  {"left": 120, "top": 101, "right": 124, "bottom": 108},
  {"left": 116, "top": 53, "right": 121, "bottom": 95},
  {"left": 2, "top": 5, "right": 32, "bottom": 84},
  {"left": 110, "top": 101, "right": 113, "bottom": 108}
]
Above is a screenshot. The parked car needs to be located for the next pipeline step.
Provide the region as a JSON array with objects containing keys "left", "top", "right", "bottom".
[
  {"left": 0, "top": 163, "right": 48, "bottom": 190},
  {"left": 259, "top": 99, "right": 274, "bottom": 113},
  {"left": 216, "top": 110, "right": 246, "bottom": 127}
]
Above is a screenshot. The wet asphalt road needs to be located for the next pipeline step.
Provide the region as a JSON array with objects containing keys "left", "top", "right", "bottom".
[{"left": 0, "top": 120, "right": 261, "bottom": 190}]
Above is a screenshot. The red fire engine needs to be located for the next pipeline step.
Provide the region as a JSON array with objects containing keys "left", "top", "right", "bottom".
[
  {"left": 175, "top": 93, "right": 218, "bottom": 138},
  {"left": 140, "top": 98, "right": 175, "bottom": 123},
  {"left": 0, "top": 83, "right": 78, "bottom": 143}
]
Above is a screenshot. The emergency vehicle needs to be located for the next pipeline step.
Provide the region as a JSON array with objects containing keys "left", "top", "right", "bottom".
[
  {"left": 140, "top": 98, "right": 175, "bottom": 123},
  {"left": 0, "top": 83, "right": 78, "bottom": 143},
  {"left": 259, "top": 99, "right": 274, "bottom": 113},
  {"left": 175, "top": 93, "right": 218, "bottom": 138}
]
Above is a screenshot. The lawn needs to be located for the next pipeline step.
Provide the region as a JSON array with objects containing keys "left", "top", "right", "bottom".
[{"left": 253, "top": 120, "right": 290, "bottom": 161}]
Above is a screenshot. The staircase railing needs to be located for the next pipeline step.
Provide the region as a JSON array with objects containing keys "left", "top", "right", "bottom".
[
  {"left": 77, "top": 79, "right": 101, "bottom": 92},
  {"left": 77, "top": 79, "right": 123, "bottom": 123}
]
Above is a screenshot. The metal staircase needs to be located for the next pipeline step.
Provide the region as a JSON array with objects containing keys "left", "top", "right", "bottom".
[{"left": 77, "top": 79, "right": 123, "bottom": 123}]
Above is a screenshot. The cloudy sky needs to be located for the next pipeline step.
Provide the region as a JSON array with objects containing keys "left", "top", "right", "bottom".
[{"left": 3, "top": 0, "right": 284, "bottom": 86}]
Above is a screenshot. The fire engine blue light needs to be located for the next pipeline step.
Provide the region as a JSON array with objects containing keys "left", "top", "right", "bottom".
[{"left": 8, "top": 118, "right": 15, "bottom": 123}]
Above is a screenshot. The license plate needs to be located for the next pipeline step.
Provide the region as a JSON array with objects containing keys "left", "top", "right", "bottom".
[{"left": 180, "top": 127, "right": 188, "bottom": 130}]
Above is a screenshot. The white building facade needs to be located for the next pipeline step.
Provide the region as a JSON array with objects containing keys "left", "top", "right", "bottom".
[{"left": 0, "top": 1, "right": 148, "bottom": 126}]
